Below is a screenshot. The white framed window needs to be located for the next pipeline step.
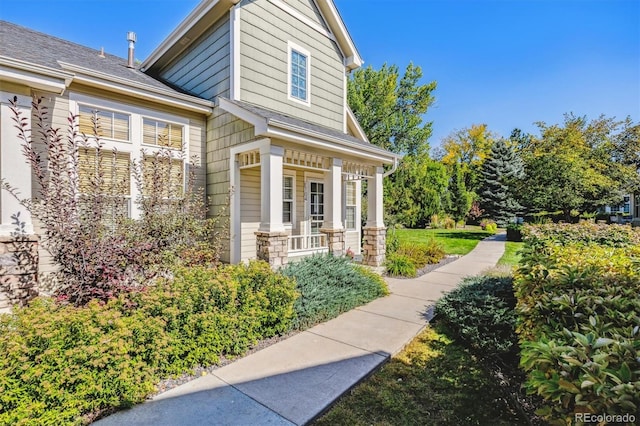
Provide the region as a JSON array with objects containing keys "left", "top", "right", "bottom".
[
  {"left": 78, "top": 105, "right": 130, "bottom": 141},
  {"left": 70, "top": 93, "right": 189, "bottom": 219},
  {"left": 344, "top": 180, "right": 357, "bottom": 230},
  {"left": 143, "top": 118, "right": 184, "bottom": 150},
  {"left": 287, "top": 41, "right": 311, "bottom": 106},
  {"left": 283, "top": 172, "right": 296, "bottom": 226}
]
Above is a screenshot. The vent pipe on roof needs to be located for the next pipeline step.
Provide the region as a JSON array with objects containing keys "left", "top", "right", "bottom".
[{"left": 126, "top": 31, "right": 137, "bottom": 68}]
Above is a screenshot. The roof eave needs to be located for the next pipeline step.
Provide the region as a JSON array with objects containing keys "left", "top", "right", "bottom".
[
  {"left": 315, "top": 0, "right": 363, "bottom": 70},
  {"left": 0, "top": 56, "right": 73, "bottom": 94},
  {"left": 58, "top": 62, "right": 215, "bottom": 114}
]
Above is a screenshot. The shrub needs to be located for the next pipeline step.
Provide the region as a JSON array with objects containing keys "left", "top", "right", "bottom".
[
  {"left": 514, "top": 224, "right": 640, "bottom": 421},
  {"left": 386, "top": 226, "right": 400, "bottom": 255},
  {"left": 435, "top": 275, "right": 518, "bottom": 358},
  {"left": 396, "top": 240, "right": 445, "bottom": 269},
  {"left": 522, "top": 221, "right": 640, "bottom": 249},
  {"left": 5, "top": 96, "right": 224, "bottom": 305},
  {"left": 282, "top": 254, "right": 388, "bottom": 329},
  {"left": 0, "top": 261, "right": 297, "bottom": 424},
  {"left": 429, "top": 213, "right": 442, "bottom": 229},
  {"left": 385, "top": 253, "right": 417, "bottom": 278},
  {"left": 480, "top": 219, "right": 498, "bottom": 233},
  {"left": 442, "top": 216, "right": 456, "bottom": 229}
]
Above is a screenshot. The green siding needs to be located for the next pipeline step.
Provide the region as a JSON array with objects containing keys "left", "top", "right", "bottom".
[
  {"left": 160, "top": 15, "right": 231, "bottom": 100},
  {"left": 240, "top": 0, "right": 345, "bottom": 130}
]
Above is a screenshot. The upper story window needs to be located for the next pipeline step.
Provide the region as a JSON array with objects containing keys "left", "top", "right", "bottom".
[
  {"left": 288, "top": 42, "right": 311, "bottom": 106},
  {"left": 79, "top": 105, "right": 130, "bottom": 141},
  {"left": 143, "top": 118, "right": 184, "bottom": 149}
]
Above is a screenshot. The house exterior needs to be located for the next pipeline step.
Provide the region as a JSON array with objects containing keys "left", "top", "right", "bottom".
[{"left": 0, "top": 0, "right": 398, "bottom": 307}]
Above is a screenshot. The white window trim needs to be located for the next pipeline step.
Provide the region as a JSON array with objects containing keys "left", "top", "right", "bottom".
[
  {"left": 287, "top": 41, "right": 311, "bottom": 107},
  {"left": 69, "top": 93, "right": 190, "bottom": 219},
  {"left": 283, "top": 170, "right": 296, "bottom": 229}
]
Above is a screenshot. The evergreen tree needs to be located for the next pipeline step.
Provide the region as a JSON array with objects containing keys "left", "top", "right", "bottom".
[
  {"left": 479, "top": 139, "right": 523, "bottom": 226},
  {"left": 448, "top": 161, "right": 472, "bottom": 226}
]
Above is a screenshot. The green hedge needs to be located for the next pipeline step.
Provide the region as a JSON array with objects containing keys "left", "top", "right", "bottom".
[
  {"left": 0, "top": 261, "right": 297, "bottom": 425},
  {"left": 282, "top": 254, "right": 388, "bottom": 329},
  {"left": 435, "top": 275, "right": 518, "bottom": 358},
  {"left": 514, "top": 223, "right": 640, "bottom": 421}
]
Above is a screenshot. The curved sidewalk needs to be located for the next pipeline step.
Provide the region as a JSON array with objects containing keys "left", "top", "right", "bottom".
[{"left": 96, "top": 234, "right": 506, "bottom": 426}]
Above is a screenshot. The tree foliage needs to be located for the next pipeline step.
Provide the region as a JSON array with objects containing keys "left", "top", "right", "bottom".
[
  {"left": 437, "top": 124, "right": 498, "bottom": 192},
  {"left": 516, "top": 114, "right": 635, "bottom": 216},
  {"left": 384, "top": 153, "right": 449, "bottom": 228},
  {"left": 478, "top": 139, "right": 523, "bottom": 226},
  {"left": 447, "top": 161, "right": 472, "bottom": 224},
  {"left": 348, "top": 62, "right": 436, "bottom": 155}
]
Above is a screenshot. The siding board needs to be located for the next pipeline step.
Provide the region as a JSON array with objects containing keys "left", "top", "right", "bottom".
[
  {"left": 160, "top": 15, "right": 231, "bottom": 100},
  {"left": 240, "top": 0, "right": 345, "bottom": 130}
]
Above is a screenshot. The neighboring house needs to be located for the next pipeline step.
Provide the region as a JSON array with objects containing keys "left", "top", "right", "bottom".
[{"left": 0, "top": 0, "right": 398, "bottom": 305}]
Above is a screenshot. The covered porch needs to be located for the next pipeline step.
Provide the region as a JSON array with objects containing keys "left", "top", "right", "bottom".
[{"left": 229, "top": 140, "right": 386, "bottom": 267}]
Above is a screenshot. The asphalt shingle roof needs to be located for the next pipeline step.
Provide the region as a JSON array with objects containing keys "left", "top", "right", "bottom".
[{"left": 0, "top": 20, "right": 177, "bottom": 92}]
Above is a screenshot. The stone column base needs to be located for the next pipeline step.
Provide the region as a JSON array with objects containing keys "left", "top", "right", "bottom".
[
  {"left": 0, "top": 235, "right": 39, "bottom": 313},
  {"left": 255, "top": 231, "right": 289, "bottom": 268},
  {"left": 320, "top": 228, "right": 345, "bottom": 256},
  {"left": 362, "top": 226, "right": 386, "bottom": 267}
]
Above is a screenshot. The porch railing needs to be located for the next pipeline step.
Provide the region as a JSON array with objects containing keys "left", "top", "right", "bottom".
[{"left": 288, "top": 234, "right": 328, "bottom": 253}]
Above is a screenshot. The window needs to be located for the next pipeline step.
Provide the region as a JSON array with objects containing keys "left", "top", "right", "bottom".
[
  {"left": 143, "top": 118, "right": 183, "bottom": 149},
  {"left": 283, "top": 175, "right": 294, "bottom": 224},
  {"left": 288, "top": 42, "right": 310, "bottom": 105},
  {"left": 77, "top": 148, "right": 131, "bottom": 220},
  {"left": 344, "top": 181, "right": 356, "bottom": 230},
  {"left": 72, "top": 94, "right": 189, "bottom": 219},
  {"left": 79, "top": 105, "right": 130, "bottom": 141},
  {"left": 142, "top": 155, "right": 184, "bottom": 198}
]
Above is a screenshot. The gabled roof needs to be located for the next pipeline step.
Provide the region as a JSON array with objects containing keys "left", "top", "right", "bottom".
[
  {"left": 142, "top": 0, "right": 363, "bottom": 73},
  {"left": 219, "top": 98, "right": 399, "bottom": 163},
  {"left": 0, "top": 20, "right": 213, "bottom": 113}
]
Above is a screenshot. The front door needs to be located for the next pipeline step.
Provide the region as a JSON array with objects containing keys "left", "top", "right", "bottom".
[{"left": 308, "top": 181, "right": 324, "bottom": 235}]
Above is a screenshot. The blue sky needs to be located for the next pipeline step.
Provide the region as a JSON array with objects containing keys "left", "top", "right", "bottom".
[{"left": 2, "top": 0, "right": 638, "bottom": 147}]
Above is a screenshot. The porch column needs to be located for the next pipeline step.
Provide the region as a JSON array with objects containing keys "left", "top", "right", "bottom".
[
  {"left": 256, "top": 144, "right": 288, "bottom": 267},
  {"left": 363, "top": 166, "right": 386, "bottom": 267},
  {"left": 0, "top": 93, "right": 34, "bottom": 236},
  {"left": 321, "top": 158, "right": 345, "bottom": 256}
]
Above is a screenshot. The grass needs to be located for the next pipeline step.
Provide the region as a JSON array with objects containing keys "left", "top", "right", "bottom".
[
  {"left": 498, "top": 241, "right": 524, "bottom": 267},
  {"left": 394, "top": 226, "right": 494, "bottom": 255},
  {"left": 313, "top": 325, "right": 527, "bottom": 426}
]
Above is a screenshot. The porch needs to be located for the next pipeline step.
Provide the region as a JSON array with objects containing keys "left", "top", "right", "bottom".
[{"left": 230, "top": 140, "right": 386, "bottom": 267}]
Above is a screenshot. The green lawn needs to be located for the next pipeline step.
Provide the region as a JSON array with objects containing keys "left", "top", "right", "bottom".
[
  {"left": 394, "top": 226, "right": 494, "bottom": 255},
  {"left": 497, "top": 241, "right": 524, "bottom": 267},
  {"left": 313, "top": 325, "right": 527, "bottom": 426}
]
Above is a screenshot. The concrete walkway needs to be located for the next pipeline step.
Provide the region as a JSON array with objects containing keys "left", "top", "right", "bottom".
[{"left": 95, "top": 234, "right": 506, "bottom": 426}]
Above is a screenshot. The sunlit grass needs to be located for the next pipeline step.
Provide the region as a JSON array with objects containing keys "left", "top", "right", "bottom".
[
  {"left": 498, "top": 241, "right": 524, "bottom": 267},
  {"left": 313, "top": 326, "right": 526, "bottom": 426},
  {"left": 394, "top": 226, "right": 494, "bottom": 255}
]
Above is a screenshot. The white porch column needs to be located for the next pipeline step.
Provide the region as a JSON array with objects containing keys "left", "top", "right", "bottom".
[
  {"left": 0, "top": 93, "right": 34, "bottom": 236},
  {"left": 258, "top": 144, "right": 285, "bottom": 233},
  {"left": 323, "top": 158, "right": 343, "bottom": 230},
  {"left": 363, "top": 166, "right": 386, "bottom": 266},
  {"left": 366, "top": 166, "right": 385, "bottom": 228},
  {"left": 321, "top": 158, "right": 345, "bottom": 255}
]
